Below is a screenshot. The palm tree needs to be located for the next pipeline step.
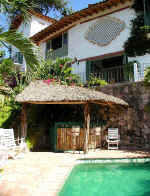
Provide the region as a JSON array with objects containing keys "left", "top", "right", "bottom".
[{"left": 0, "top": 29, "right": 40, "bottom": 71}]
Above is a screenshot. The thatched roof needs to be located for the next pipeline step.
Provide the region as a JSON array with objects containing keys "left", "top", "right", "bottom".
[{"left": 16, "top": 81, "right": 128, "bottom": 106}]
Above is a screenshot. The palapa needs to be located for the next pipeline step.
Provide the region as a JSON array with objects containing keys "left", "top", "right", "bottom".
[
  {"left": 16, "top": 80, "right": 128, "bottom": 106},
  {"left": 16, "top": 80, "right": 128, "bottom": 154}
]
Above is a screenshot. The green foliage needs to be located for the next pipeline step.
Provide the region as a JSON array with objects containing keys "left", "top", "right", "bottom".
[
  {"left": 0, "top": 0, "right": 32, "bottom": 21},
  {"left": 0, "top": 30, "right": 40, "bottom": 71},
  {"left": 0, "top": 58, "right": 14, "bottom": 76},
  {"left": 0, "top": 50, "right": 5, "bottom": 58},
  {"left": 123, "top": 61, "right": 135, "bottom": 81},
  {"left": 144, "top": 66, "right": 150, "bottom": 85},
  {"left": 124, "top": 15, "right": 150, "bottom": 57},
  {"left": 0, "top": 0, "right": 71, "bottom": 20},
  {"left": 87, "top": 74, "right": 107, "bottom": 87},
  {"left": 0, "top": 97, "right": 21, "bottom": 128},
  {"left": 124, "top": 0, "right": 150, "bottom": 57},
  {"left": 31, "top": 57, "right": 81, "bottom": 85},
  {"left": 26, "top": 138, "right": 34, "bottom": 150}
]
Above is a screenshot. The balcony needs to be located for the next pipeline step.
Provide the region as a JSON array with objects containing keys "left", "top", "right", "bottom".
[
  {"left": 77, "top": 63, "right": 149, "bottom": 85},
  {"left": 12, "top": 52, "right": 23, "bottom": 64},
  {"left": 47, "top": 44, "right": 68, "bottom": 60}
]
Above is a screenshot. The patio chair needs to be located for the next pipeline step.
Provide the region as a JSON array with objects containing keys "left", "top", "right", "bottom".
[
  {"left": 0, "top": 129, "right": 8, "bottom": 169},
  {"left": 106, "top": 128, "right": 120, "bottom": 150},
  {"left": 0, "top": 128, "right": 27, "bottom": 159}
]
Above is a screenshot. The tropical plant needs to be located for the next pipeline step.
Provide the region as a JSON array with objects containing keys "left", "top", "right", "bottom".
[
  {"left": 87, "top": 74, "right": 107, "bottom": 87},
  {"left": 144, "top": 66, "right": 150, "bottom": 85},
  {"left": 124, "top": 0, "right": 150, "bottom": 57},
  {"left": 123, "top": 61, "right": 135, "bottom": 81},
  {"left": 1, "top": 0, "right": 71, "bottom": 20},
  {"left": 31, "top": 57, "right": 81, "bottom": 85},
  {"left": 0, "top": 29, "right": 40, "bottom": 71}
]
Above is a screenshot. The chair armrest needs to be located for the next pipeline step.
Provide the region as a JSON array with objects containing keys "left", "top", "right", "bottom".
[
  {"left": 15, "top": 138, "right": 25, "bottom": 144},
  {"left": 106, "top": 135, "right": 108, "bottom": 142}
]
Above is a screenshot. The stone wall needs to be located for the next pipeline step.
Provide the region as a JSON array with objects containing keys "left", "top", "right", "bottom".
[{"left": 100, "top": 81, "right": 150, "bottom": 150}]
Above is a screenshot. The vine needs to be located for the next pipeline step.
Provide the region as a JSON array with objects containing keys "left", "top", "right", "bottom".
[{"left": 124, "top": 0, "right": 150, "bottom": 57}]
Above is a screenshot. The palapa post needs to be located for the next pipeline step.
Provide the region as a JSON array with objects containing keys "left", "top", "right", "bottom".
[
  {"left": 84, "top": 103, "right": 90, "bottom": 154},
  {"left": 21, "top": 103, "right": 27, "bottom": 138}
]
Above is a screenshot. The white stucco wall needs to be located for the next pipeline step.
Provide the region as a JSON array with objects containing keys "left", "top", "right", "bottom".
[
  {"left": 12, "top": 15, "right": 51, "bottom": 69},
  {"left": 30, "top": 16, "right": 51, "bottom": 37},
  {"left": 40, "top": 42, "right": 46, "bottom": 59},
  {"left": 40, "top": 7, "right": 150, "bottom": 82},
  {"left": 72, "top": 62, "right": 86, "bottom": 83},
  {"left": 68, "top": 8, "right": 134, "bottom": 59},
  {"left": 67, "top": 8, "right": 135, "bottom": 78},
  {"left": 18, "top": 15, "right": 51, "bottom": 38}
]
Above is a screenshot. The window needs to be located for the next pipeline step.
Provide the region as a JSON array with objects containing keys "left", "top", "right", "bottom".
[
  {"left": 52, "top": 35, "right": 62, "bottom": 50},
  {"left": 13, "top": 52, "right": 23, "bottom": 64},
  {"left": 46, "top": 33, "right": 68, "bottom": 59},
  {"left": 63, "top": 33, "right": 68, "bottom": 45},
  {"left": 46, "top": 33, "right": 68, "bottom": 51},
  {"left": 46, "top": 40, "right": 51, "bottom": 52}
]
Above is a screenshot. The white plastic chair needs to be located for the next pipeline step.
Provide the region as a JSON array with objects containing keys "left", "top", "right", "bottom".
[
  {"left": 106, "top": 128, "right": 120, "bottom": 150},
  {"left": 0, "top": 128, "right": 27, "bottom": 159},
  {"left": 0, "top": 129, "right": 8, "bottom": 169}
]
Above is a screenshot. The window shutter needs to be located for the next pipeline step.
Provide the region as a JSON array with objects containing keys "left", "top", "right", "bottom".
[
  {"left": 123, "top": 54, "right": 128, "bottom": 65},
  {"left": 86, "top": 61, "right": 91, "bottom": 81}
]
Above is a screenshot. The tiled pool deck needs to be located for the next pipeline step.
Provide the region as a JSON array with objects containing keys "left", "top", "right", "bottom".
[{"left": 0, "top": 150, "right": 150, "bottom": 196}]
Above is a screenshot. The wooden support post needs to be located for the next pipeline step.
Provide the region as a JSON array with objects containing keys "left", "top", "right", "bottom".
[
  {"left": 84, "top": 103, "right": 90, "bottom": 154},
  {"left": 21, "top": 103, "right": 27, "bottom": 138}
]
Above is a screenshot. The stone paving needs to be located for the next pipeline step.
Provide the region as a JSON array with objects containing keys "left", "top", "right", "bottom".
[{"left": 0, "top": 150, "right": 150, "bottom": 196}]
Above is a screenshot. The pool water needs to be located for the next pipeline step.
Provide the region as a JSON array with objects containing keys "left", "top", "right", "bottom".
[{"left": 59, "top": 162, "right": 150, "bottom": 196}]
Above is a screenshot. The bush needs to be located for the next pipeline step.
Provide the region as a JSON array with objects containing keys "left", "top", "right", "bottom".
[{"left": 87, "top": 74, "right": 107, "bottom": 87}]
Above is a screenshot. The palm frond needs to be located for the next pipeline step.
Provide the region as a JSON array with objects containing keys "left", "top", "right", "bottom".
[{"left": 0, "top": 30, "right": 40, "bottom": 71}]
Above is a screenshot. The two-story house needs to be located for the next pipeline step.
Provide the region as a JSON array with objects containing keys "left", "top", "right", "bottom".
[
  {"left": 11, "top": 11, "right": 56, "bottom": 70},
  {"left": 13, "top": 0, "right": 150, "bottom": 83}
]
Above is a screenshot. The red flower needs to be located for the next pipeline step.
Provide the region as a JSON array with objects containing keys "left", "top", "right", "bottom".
[
  {"left": 59, "top": 64, "right": 63, "bottom": 68},
  {"left": 43, "top": 79, "right": 51, "bottom": 85}
]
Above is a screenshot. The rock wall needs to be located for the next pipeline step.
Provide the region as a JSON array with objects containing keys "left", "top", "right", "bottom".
[{"left": 100, "top": 81, "right": 150, "bottom": 149}]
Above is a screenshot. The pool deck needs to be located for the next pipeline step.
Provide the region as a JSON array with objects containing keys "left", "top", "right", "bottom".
[{"left": 0, "top": 149, "right": 150, "bottom": 196}]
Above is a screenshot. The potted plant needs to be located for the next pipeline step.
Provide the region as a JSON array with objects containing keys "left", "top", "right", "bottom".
[
  {"left": 88, "top": 74, "right": 107, "bottom": 88},
  {"left": 140, "top": 26, "right": 150, "bottom": 39},
  {"left": 123, "top": 61, "right": 135, "bottom": 82}
]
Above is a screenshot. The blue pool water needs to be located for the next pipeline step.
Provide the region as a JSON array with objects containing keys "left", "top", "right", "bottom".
[{"left": 59, "top": 162, "right": 150, "bottom": 196}]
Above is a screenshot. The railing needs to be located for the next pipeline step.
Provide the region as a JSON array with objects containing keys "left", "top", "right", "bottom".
[
  {"left": 75, "top": 63, "right": 150, "bottom": 84},
  {"left": 91, "top": 65, "right": 126, "bottom": 83},
  {"left": 12, "top": 52, "right": 23, "bottom": 64},
  {"left": 135, "top": 63, "right": 150, "bottom": 81},
  {"left": 47, "top": 44, "right": 68, "bottom": 60}
]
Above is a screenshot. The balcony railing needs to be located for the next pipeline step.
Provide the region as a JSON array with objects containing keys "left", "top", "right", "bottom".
[
  {"left": 75, "top": 63, "right": 150, "bottom": 84},
  {"left": 48, "top": 44, "right": 68, "bottom": 60},
  {"left": 91, "top": 65, "right": 127, "bottom": 83},
  {"left": 12, "top": 52, "right": 23, "bottom": 64}
]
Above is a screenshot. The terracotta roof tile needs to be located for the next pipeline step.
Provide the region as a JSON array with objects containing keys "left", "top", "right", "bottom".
[{"left": 31, "top": 0, "right": 132, "bottom": 44}]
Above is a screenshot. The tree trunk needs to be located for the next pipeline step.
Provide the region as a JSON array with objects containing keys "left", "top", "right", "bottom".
[{"left": 21, "top": 103, "right": 27, "bottom": 138}]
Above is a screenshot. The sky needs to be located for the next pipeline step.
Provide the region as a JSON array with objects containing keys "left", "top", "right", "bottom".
[
  {"left": 0, "top": 0, "right": 101, "bottom": 28},
  {"left": 69, "top": 0, "right": 101, "bottom": 11},
  {"left": 0, "top": 0, "right": 101, "bottom": 56}
]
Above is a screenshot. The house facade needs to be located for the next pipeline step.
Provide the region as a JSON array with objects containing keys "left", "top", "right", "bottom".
[
  {"left": 13, "top": 0, "right": 150, "bottom": 83},
  {"left": 11, "top": 11, "right": 56, "bottom": 70}
]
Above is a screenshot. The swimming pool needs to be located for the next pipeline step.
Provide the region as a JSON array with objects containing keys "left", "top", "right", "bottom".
[{"left": 59, "top": 162, "right": 150, "bottom": 196}]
